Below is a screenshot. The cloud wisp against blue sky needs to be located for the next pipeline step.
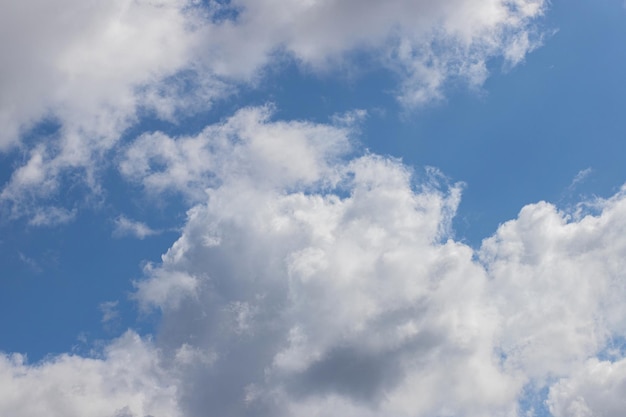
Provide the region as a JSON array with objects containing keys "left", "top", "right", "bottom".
[{"left": 2, "top": 1, "right": 626, "bottom": 417}]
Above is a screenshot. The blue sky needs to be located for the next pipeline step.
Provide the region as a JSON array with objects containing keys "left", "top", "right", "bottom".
[{"left": 1, "top": 1, "right": 626, "bottom": 416}]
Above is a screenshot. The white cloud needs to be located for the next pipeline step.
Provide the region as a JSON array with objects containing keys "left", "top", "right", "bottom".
[
  {"left": 121, "top": 111, "right": 626, "bottom": 417},
  {"left": 119, "top": 106, "right": 354, "bottom": 200},
  {"left": 134, "top": 263, "right": 200, "bottom": 312},
  {"left": 113, "top": 215, "right": 159, "bottom": 239},
  {"left": 197, "top": 0, "right": 546, "bottom": 105},
  {"left": 0, "top": 0, "right": 204, "bottom": 148},
  {"left": 125, "top": 111, "right": 517, "bottom": 417},
  {"left": 569, "top": 167, "right": 593, "bottom": 190},
  {"left": 0, "top": 0, "right": 210, "bottom": 219},
  {"left": 0, "top": 331, "right": 180, "bottom": 417},
  {"left": 140, "top": 159, "right": 520, "bottom": 417},
  {"left": 99, "top": 301, "right": 120, "bottom": 324},
  {"left": 3, "top": 107, "right": 626, "bottom": 416},
  {"left": 28, "top": 206, "right": 77, "bottom": 227},
  {"left": 547, "top": 357, "right": 626, "bottom": 417},
  {"left": 481, "top": 187, "right": 626, "bottom": 382},
  {"left": 0, "top": 0, "right": 546, "bottom": 217},
  {"left": 0, "top": 0, "right": 578, "bottom": 413}
]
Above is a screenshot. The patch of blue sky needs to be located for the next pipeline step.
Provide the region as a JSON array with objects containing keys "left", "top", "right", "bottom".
[
  {"left": 519, "top": 383, "right": 552, "bottom": 417},
  {"left": 0, "top": 206, "right": 175, "bottom": 361},
  {"left": 597, "top": 336, "right": 626, "bottom": 362},
  {"left": 360, "top": 0, "right": 626, "bottom": 245},
  {"left": 199, "top": 0, "right": 241, "bottom": 23}
]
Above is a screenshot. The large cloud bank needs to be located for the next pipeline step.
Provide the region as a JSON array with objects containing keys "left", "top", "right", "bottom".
[{"left": 2, "top": 108, "right": 626, "bottom": 416}]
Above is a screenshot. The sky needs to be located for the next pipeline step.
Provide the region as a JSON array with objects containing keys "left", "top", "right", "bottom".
[{"left": 1, "top": 0, "right": 626, "bottom": 416}]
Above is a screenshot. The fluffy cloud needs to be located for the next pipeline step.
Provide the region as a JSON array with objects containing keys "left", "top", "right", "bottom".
[
  {"left": 0, "top": 332, "right": 180, "bottom": 417},
  {"left": 199, "top": 0, "right": 546, "bottom": 105},
  {"left": 123, "top": 109, "right": 626, "bottom": 417},
  {"left": 481, "top": 188, "right": 626, "bottom": 382},
  {"left": 0, "top": 0, "right": 545, "bottom": 220},
  {"left": 547, "top": 357, "right": 626, "bottom": 417},
  {"left": 126, "top": 109, "right": 511, "bottom": 416},
  {"left": 119, "top": 106, "right": 354, "bottom": 200},
  {"left": 0, "top": 0, "right": 208, "bottom": 220},
  {"left": 2, "top": 105, "right": 626, "bottom": 415},
  {"left": 0, "top": 0, "right": 202, "bottom": 149},
  {"left": 139, "top": 159, "right": 519, "bottom": 417}
]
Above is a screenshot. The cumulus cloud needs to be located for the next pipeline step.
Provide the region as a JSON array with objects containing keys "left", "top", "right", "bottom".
[
  {"left": 2, "top": 104, "right": 626, "bottom": 415},
  {"left": 0, "top": 0, "right": 210, "bottom": 220},
  {"left": 119, "top": 105, "right": 354, "bottom": 200},
  {"left": 547, "top": 357, "right": 626, "bottom": 417},
  {"left": 140, "top": 159, "right": 517, "bottom": 417},
  {"left": 121, "top": 109, "right": 512, "bottom": 416},
  {"left": 0, "top": 0, "right": 205, "bottom": 149},
  {"left": 0, "top": 0, "right": 546, "bottom": 218},
  {"left": 0, "top": 331, "right": 180, "bottom": 417},
  {"left": 120, "top": 109, "right": 626, "bottom": 417},
  {"left": 481, "top": 187, "right": 626, "bottom": 382},
  {"left": 10, "top": 1, "right": 618, "bottom": 415},
  {"left": 209, "top": 0, "right": 546, "bottom": 105}
]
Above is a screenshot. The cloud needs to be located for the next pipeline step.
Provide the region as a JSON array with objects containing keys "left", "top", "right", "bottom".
[
  {"left": 113, "top": 215, "right": 160, "bottom": 239},
  {"left": 481, "top": 187, "right": 626, "bottom": 382},
  {"left": 2, "top": 105, "right": 626, "bottom": 415},
  {"left": 547, "top": 357, "right": 626, "bottom": 417},
  {"left": 195, "top": 0, "right": 546, "bottom": 105},
  {"left": 134, "top": 264, "right": 200, "bottom": 312},
  {"left": 0, "top": 331, "right": 180, "bottom": 417},
  {"left": 0, "top": 0, "right": 211, "bottom": 220},
  {"left": 142, "top": 160, "right": 517, "bottom": 417},
  {"left": 568, "top": 167, "right": 593, "bottom": 190},
  {"left": 0, "top": 0, "right": 546, "bottom": 219},
  {"left": 119, "top": 105, "right": 354, "bottom": 200},
  {"left": 0, "top": 1, "right": 596, "bottom": 414},
  {"left": 18, "top": 252, "right": 43, "bottom": 273},
  {"left": 127, "top": 110, "right": 515, "bottom": 417},
  {"left": 99, "top": 301, "right": 120, "bottom": 324},
  {"left": 121, "top": 110, "right": 626, "bottom": 417},
  {"left": 28, "top": 206, "right": 77, "bottom": 227},
  {"left": 0, "top": 0, "right": 206, "bottom": 148}
]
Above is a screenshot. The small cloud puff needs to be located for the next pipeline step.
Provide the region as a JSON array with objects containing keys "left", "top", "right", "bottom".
[{"left": 113, "top": 215, "right": 159, "bottom": 239}]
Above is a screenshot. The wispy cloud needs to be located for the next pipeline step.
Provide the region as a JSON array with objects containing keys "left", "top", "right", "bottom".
[
  {"left": 568, "top": 167, "right": 593, "bottom": 190},
  {"left": 126, "top": 110, "right": 626, "bottom": 417},
  {"left": 112, "top": 216, "right": 159, "bottom": 239},
  {"left": 99, "top": 301, "right": 120, "bottom": 324},
  {"left": 28, "top": 206, "right": 76, "bottom": 227},
  {"left": 18, "top": 252, "right": 42, "bottom": 273}
]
